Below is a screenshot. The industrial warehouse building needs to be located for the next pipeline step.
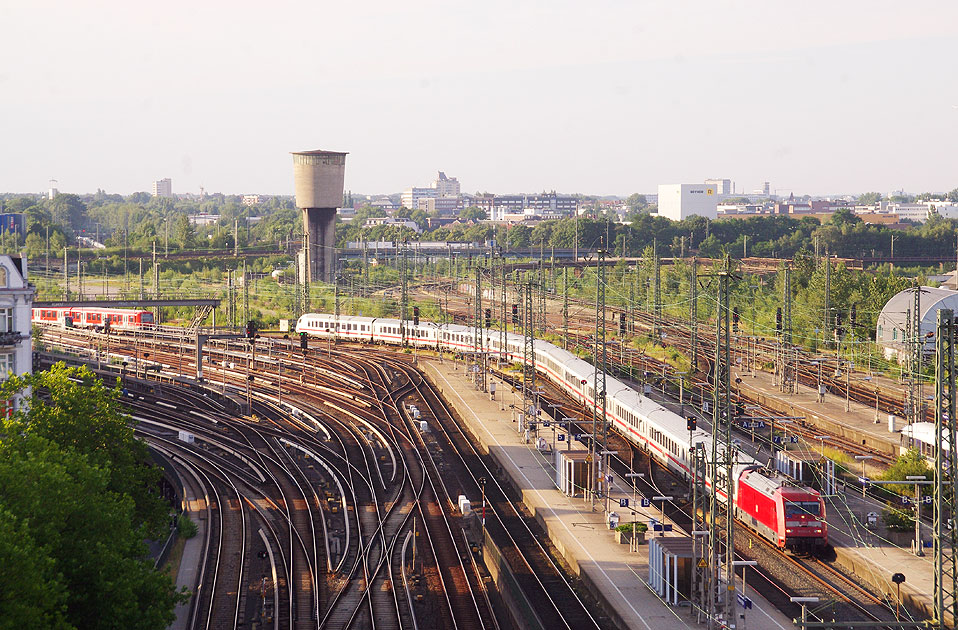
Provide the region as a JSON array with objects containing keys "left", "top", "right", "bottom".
[{"left": 875, "top": 286, "right": 958, "bottom": 361}]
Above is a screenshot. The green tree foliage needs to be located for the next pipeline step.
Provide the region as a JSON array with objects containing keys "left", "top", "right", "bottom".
[
  {"left": 173, "top": 213, "right": 196, "bottom": 249},
  {"left": 857, "top": 191, "right": 883, "bottom": 205},
  {"left": 48, "top": 193, "right": 89, "bottom": 229},
  {"left": 880, "top": 448, "right": 931, "bottom": 497},
  {"left": 0, "top": 363, "right": 183, "bottom": 629},
  {"left": 460, "top": 206, "right": 487, "bottom": 221},
  {"left": 1, "top": 364, "right": 168, "bottom": 533}
]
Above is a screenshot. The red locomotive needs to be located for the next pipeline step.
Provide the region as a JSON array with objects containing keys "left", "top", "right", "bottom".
[
  {"left": 735, "top": 468, "right": 827, "bottom": 552},
  {"left": 32, "top": 307, "right": 155, "bottom": 330}
]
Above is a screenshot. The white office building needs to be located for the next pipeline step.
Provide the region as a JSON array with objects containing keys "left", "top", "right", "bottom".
[
  {"left": 152, "top": 178, "right": 173, "bottom": 198},
  {"left": 657, "top": 183, "right": 719, "bottom": 221},
  {"left": 0, "top": 256, "right": 34, "bottom": 411}
]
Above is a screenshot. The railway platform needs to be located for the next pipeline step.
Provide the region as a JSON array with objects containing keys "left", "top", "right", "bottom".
[
  {"left": 643, "top": 370, "right": 939, "bottom": 625},
  {"left": 169, "top": 464, "right": 209, "bottom": 630},
  {"left": 421, "top": 359, "right": 794, "bottom": 630},
  {"left": 734, "top": 366, "right": 908, "bottom": 463}
]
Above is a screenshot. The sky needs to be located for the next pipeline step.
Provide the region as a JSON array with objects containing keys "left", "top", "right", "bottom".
[{"left": 1, "top": 1, "right": 957, "bottom": 198}]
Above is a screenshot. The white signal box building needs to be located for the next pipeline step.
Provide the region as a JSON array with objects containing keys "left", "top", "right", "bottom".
[{"left": 657, "top": 183, "right": 719, "bottom": 221}]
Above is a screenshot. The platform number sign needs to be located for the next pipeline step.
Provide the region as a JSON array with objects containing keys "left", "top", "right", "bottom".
[
  {"left": 641, "top": 498, "right": 651, "bottom": 508},
  {"left": 557, "top": 434, "right": 565, "bottom": 442},
  {"left": 619, "top": 498, "right": 629, "bottom": 508}
]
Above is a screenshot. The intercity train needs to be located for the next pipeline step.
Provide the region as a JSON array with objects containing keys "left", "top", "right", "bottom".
[{"left": 296, "top": 312, "right": 827, "bottom": 551}]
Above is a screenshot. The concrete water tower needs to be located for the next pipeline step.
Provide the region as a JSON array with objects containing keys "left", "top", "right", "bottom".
[{"left": 291, "top": 149, "right": 347, "bottom": 283}]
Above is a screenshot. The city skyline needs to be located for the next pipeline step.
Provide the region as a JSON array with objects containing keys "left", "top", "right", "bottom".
[{"left": 1, "top": 1, "right": 956, "bottom": 197}]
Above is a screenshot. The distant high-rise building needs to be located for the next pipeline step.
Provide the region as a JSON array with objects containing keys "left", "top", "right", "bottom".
[
  {"left": 152, "top": 178, "right": 173, "bottom": 198},
  {"left": 47, "top": 188, "right": 59, "bottom": 200},
  {"left": 705, "top": 179, "right": 732, "bottom": 196},
  {"left": 433, "top": 172, "right": 460, "bottom": 197}
]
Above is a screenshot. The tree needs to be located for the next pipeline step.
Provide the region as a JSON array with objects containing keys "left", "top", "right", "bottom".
[
  {"left": 857, "top": 191, "right": 882, "bottom": 205},
  {"left": 0, "top": 433, "right": 183, "bottom": 630},
  {"left": 460, "top": 206, "right": 487, "bottom": 221},
  {"left": 507, "top": 224, "right": 532, "bottom": 248},
  {"left": 625, "top": 193, "right": 648, "bottom": 214},
  {"left": 48, "top": 193, "right": 89, "bottom": 229},
  {"left": 0, "top": 364, "right": 168, "bottom": 533},
  {"left": 173, "top": 214, "right": 196, "bottom": 250},
  {"left": 948, "top": 188, "right": 958, "bottom": 202}
]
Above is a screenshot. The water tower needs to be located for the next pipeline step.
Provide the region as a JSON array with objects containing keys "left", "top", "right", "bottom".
[{"left": 291, "top": 150, "right": 347, "bottom": 283}]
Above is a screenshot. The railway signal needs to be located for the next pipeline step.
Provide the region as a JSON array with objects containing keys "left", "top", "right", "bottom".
[
  {"left": 245, "top": 320, "right": 257, "bottom": 339},
  {"left": 687, "top": 416, "right": 697, "bottom": 432},
  {"left": 732, "top": 307, "right": 740, "bottom": 332},
  {"left": 850, "top": 303, "right": 857, "bottom": 329},
  {"left": 484, "top": 308, "right": 492, "bottom": 329},
  {"left": 299, "top": 331, "right": 308, "bottom": 351},
  {"left": 619, "top": 313, "right": 626, "bottom": 335},
  {"left": 512, "top": 303, "right": 519, "bottom": 325},
  {"left": 775, "top": 307, "right": 783, "bottom": 334},
  {"left": 413, "top": 306, "right": 420, "bottom": 326}
]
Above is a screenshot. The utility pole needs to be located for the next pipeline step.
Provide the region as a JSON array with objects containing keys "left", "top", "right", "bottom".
[
  {"left": 523, "top": 277, "right": 536, "bottom": 442},
  {"left": 500, "top": 254, "right": 507, "bottom": 365},
  {"left": 362, "top": 239, "right": 369, "bottom": 297},
  {"left": 400, "top": 241, "right": 408, "bottom": 348},
  {"left": 911, "top": 283, "right": 924, "bottom": 423},
  {"left": 474, "top": 265, "right": 486, "bottom": 392},
  {"left": 692, "top": 443, "right": 707, "bottom": 623},
  {"left": 243, "top": 261, "right": 249, "bottom": 324},
  {"left": 538, "top": 260, "right": 546, "bottom": 336},
  {"left": 138, "top": 258, "right": 144, "bottom": 300},
  {"left": 781, "top": 265, "right": 794, "bottom": 393},
  {"left": 63, "top": 247, "right": 69, "bottom": 300},
  {"left": 589, "top": 248, "right": 608, "bottom": 511},
  {"left": 234, "top": 219, "right": 239, "bottom": 257},
  {"left": 228, "top": 269, "right": 236, "bottom": 329},
  {"left": 823, "top": 247, "right": 831, "bottom": 350},
  {"left": 707, "top": 256, "right": 737, "bottom": 629},
  {"left": 562, "top": 266, "right": 569, "bottom": 350},
  {"left": 690, "top": 258, "right": 698, "bottom": 369},
  {"left": 152, "top": 241, "right": 159, "bottom": 298},
  {"left": 302, "top": 231, "right": 310, "bottom": 314},
  {"left": 934, "top": 308, "right": 958, "bottom": 627},
  {"left": 653, "top": 239, "right": 661, "bottom": 344}
]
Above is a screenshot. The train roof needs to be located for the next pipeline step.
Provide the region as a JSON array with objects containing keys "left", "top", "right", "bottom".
[
  {"left": 741, "top": 468, "right": 819, "bottom": 499},
  {"left": 39, "top": 306, "right": 151, "bottom": 314}
]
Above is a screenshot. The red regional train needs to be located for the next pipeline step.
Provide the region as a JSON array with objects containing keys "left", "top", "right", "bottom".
[{"left": 32, "top": 307, "right": 155, "bottom": 330}]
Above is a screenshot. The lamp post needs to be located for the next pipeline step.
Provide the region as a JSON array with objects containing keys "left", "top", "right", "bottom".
[
  {"left": 733, "top": 559, "right": 757, "bottom": 624},
  {"left": 790, "top": 596, "right": 819, "bottom": 627},
  {"left": 652, "top": 495, "right": 673, "bottom": 537},
  {"left": 855, "top": 455, "right": 873, "bottom": 498},
  {"left": 906, "top": 474, "right": 927, "bottom": 556}
]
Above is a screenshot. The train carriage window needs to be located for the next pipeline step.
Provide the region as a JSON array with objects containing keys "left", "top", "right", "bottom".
[{"left": 784, "top": 502, "right": 821, "bottom": 517}]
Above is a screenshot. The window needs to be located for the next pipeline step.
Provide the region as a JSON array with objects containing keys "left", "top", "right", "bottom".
[
  {"left": 0, "top": 309, "right": 11, "bottom": 332},
  {"left": 0, "top": 353, "right": 14, "bottom": 376},
  {"left": 893, "top": 329, "right": 898, "bottom": 340},
  {"left": 784, "top": 501, "right": 820, "bottom": 517}
]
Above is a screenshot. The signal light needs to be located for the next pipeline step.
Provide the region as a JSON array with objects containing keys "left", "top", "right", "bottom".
[
  {"left": 850, "top": 303, "right": 857, "bottom": 329},
  {"left": 413, "top": 306, "right": 420, "bottom": 326},
  {"left": 484, "top": 308, "right": 492, "bottom": 329},
  {"left": 245, "top": 320, "right": 256, "bottom": 339},
  {"left": 512, "top": 303, "right": 519, "bottom": 325},
  {"left": 732, "top": 307, "right": 740, "bottom": 332},
  {"left": 299, "top": 331, "right": 308, "bottom": 350},
  {"left": 775, "top": 307, "right": 783, "bottom": 334},
  {"left": 619, "top": 313, "right": 626, "bottom": 335},
  {"left": 687, "top": 416, "right": 697, "bottom": 432}
]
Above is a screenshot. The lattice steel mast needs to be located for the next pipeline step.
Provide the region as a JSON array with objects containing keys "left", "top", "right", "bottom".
[
  {"left": 708, "top": 256, "right": 737, "bottom": 629},
  {"left": 400, "top": 241, "right": 408, "bottom": 348},
  {"left": 935, "top": 309, "right": 958, "bottom": 628}
]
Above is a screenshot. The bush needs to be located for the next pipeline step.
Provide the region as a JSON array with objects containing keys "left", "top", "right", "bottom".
[
  {"left": 615, "top": 522, "right": 648, "bottom": 534},
  {"left": 882, "top": 505, "right": 914, "bottom": 532},
  {"left": 177, "top": 513, "right": 198, "bottom": 539}
]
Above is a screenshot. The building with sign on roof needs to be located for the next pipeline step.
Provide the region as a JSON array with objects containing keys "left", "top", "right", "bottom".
[{"left": 657, "top": 183, "right": 719, "bottom": 221}]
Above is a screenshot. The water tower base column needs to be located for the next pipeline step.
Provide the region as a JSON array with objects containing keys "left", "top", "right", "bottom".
[{"left": 303, "top": 207, "right": 336, "bottom": 283}]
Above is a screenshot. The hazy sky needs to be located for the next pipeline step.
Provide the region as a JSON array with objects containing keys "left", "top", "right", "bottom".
[{"left": 2, "top": 1, "right": 957, "bottom": 198}]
